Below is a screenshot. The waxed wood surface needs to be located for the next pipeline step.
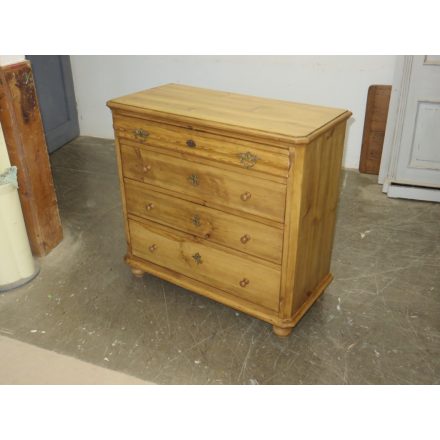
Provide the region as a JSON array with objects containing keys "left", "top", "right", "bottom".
[
  {"left": 120, "top": 142, "right": 287, "bottom": 222},
  {"left": 110, "top": 84, "right": 351, "bottom": 334},
  {"left": 108, "top": 83, "right": 350, "bottom": 143},
  {"left": 129, "top": 219, "right": 281, "bottom": 311},
  {"left": 113, "top": 114, "right": 289, "bottom": 178},
  {"left": 0, "top": 61, "right": 62, "bottom": 256},
  {"left": 287, "top": 124, "right": 347, "bottom": 316},
  {"left": 125, "top": 179, "right": 284, "bottom": 264}
]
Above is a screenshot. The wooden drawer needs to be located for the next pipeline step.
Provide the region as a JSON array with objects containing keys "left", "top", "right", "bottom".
[
  {"left": 129, "top": 219, "right": 281, "bottom": 311},
  {"left": 114, "top": 114, "right": 289, "bottom": 178},
  {"left": 125, "top": 179, "right": 283, "bottom": 264},
  {"left": 120, "top": 143, "right": 286, "bottom": 222}
]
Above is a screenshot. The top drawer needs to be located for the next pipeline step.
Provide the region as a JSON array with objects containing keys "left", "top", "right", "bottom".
[{"left": 113, "top": 114, "right": 289, "bottom": 178}]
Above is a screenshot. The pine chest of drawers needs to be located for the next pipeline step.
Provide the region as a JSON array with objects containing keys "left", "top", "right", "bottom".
[{"left": 107, "top": 84, "right": 351, "bottom": 336}]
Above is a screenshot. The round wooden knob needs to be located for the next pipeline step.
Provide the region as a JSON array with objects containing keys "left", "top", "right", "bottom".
[
  {"left": 148, "top": 244, "right": 157, "bottom": 252},
  {"left": 146, "top": 203, "right": 155, "bottom": 211},
  {"left": 142, "top": 165, "right": 151, "bottom": 173},
  {"left": 239, "top": 278, "right": 250, "bottom": 288},
  {"left": 240, "top": 234, "right": 251, "bottom": 244},
  {"left": 240, "top": 191, "right": 251, "bottom": 201},
  {"left": 186, "top": 139, "right": 196, "bottom": 148}
]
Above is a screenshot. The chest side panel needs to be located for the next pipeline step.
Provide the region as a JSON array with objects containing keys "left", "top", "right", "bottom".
[{"left": 280, "top": 122, "right": 347, "bottom": 319}]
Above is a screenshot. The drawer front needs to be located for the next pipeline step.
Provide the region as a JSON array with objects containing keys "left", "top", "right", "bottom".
[
  {"left": 129, "top": 219, "right": 281, "bottom": 311},
  {"left": 125, "top": 180, "right": 283, "bottom": 264},
  {"left": 120, "top": 143, "right": 286, "bottom": 222},
  {"left": 114, "top": 115, "right": 289, "bottom": 178}
]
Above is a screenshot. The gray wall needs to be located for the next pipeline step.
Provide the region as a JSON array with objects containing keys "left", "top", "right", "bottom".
[{"left": 70, "top": 55, "right": 396, "bottom": 169}]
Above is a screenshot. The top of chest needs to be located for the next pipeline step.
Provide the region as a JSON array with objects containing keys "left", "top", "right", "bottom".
[{"left": 107, "top": 84, "right": 351, "bottom": 146}]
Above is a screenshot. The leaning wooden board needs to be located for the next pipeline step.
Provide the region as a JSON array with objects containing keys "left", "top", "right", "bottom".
[
  {"left": 0, "top": 61, "right": 63, "bottom": 256},
  {"left": 359, "top": 85, "right": 392, "bottom": 175},
  {"left": 108, "top": 84, "right": 351, "bottom": 336}
]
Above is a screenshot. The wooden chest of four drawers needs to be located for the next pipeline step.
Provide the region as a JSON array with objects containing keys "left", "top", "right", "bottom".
[{"left": 107, "top": 84, "right": 351, "bottom": 336}]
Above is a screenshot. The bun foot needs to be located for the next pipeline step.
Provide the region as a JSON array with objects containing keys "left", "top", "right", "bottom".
[
  {"left": 131, "top": 267, "right": 145, "bottom": 278},
  {"left": 272, "top": 325, "right": 293, "bottom": 337}
]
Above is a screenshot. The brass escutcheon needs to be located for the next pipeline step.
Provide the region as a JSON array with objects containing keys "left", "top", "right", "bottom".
[
  {"left": 188, "top": 174, "right": 199, "bottom": 186},
  {"left": 238, "top": 151, "right": 258, "bottom": 168},
  {"left": 192, "top": 252, "right": 202, "bottom": 265},
  {"left": 191, "top": 214, "right": 201, "bottom": 227},
  {"left": 134, "top": 128, "right": 149, "bottom": 139}
]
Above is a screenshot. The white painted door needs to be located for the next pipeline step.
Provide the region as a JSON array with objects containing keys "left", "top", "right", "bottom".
[{"left": 394, "top": 56, "right": 440, "bottom": 187}]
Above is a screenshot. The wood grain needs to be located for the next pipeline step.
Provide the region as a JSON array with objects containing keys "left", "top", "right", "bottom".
[
  {"left": 129, "top": 218, "right": 281, "bottom": 311},
  {"left": 359, "top": 85, "right": 391, "bottom": 174},
  {"left": 124, "top": 179, "right": 284, "bottom": 264},
  {"left": 0, "top": 61, "right": 62, "bottom": 256},
  {"left": 284, "top": 123, "right": 346, "bottom": 317},
  {"left": 108, "top": 84, "right": 352, "bottom": 336},
  {"left": 120, "top": 142, "right": 287, "bottom": 222},
  {"left": 108, "top": 83, "right": 350, "bottom": 145},
  {"left": 113, "top": 114, "right": 289, "bottom": 178}
]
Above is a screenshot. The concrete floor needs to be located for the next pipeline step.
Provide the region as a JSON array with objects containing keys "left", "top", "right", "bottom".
[{"left": 0, "top": 136, "right": 439, "bottom": 384}]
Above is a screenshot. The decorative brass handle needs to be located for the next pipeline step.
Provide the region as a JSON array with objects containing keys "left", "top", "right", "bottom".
[
  {"left": 142, "top": 165, "right": 151, "bottom": 173},
  {"left": 238, "top": 151, "right": 258, "bottom": 168},
  {"left": 240, "top": 234, "right": 251, "bottom": 244},
  {"left": 134, "top": 128, "right": 149, "bottom": 139},
  {"left": 146, "top": 203, "right": 155, "bottom": 211},
  {"left": 186, "top": 139, "right": 196, "bottom": 148},
  {"left": 192, "top": 252, "right": 202, "bottom": 265},
  {"left": 240, "top": 191, "right": 251, "bottom": 201},
  {"left": 148, "top": 244, "right": 157, "bottom": 252},
  {"left": 188, "top": 174, "right": 199, "bottom": 186},
  {"left": 239, "top": 278, "right": 250, "bottom": 288},
  {"left": 191, "top": 214, "right": 201, "bottom": 227}
]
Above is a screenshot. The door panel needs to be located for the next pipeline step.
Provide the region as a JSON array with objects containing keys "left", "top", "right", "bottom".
[
  {"left": 409, "top": 102, "right": 440, "bottom": 169},
  {"left": 25, "top": 55, "right": 79, "bottom": 153},
  {"left": 395, "top": 56, "right": 440, "bottom": 187}
]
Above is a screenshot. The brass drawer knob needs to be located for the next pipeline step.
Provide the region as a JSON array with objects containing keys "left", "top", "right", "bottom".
[
  {"left": 192, "top": 252, "right": 202, "bottom": 265},
  {"left": 239, "top": 278, "right": 250, "bottom": 288},
  {"left": 146, "top": 203, "right": 155, "bottom": 211},
  {"left": 191, "top": 214, "right": 201, "bottom": 226},
  {"left": 134, "top": 128, "right": 149, "bottom": 139},
  {"left": 240, "top": 191, "right": 251, "bottom": 201},
  {"left": 142, "top": 165, "right": 151, "bottom": 173},
  {"left": 188, "top": 174, "right": 199, "bottom": 186},
  {"left": 240, "top": 234, "right": 251, "bottom": 244},
  {"left": 148, "top": 244, "right": 157, "bottom": 252},
  {"left": 186, "top": 139, "right": 196, "bottom": 148}
]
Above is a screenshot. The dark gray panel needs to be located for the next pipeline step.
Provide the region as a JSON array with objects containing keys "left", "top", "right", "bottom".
[{"left": 26, "top": 55, "right": 79, "bottom": 153}]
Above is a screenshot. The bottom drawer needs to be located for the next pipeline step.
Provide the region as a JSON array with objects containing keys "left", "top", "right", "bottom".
[{"left": 129, "top": 219, "right": 281, "bottom": 312}]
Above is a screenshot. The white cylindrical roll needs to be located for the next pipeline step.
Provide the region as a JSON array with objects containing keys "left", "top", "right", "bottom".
[
  {"left": 0, "top": 122, "right": 37, "bottom": 290},
  {"left": 0, "top": 182, "right": 36, "bottom": 284}
]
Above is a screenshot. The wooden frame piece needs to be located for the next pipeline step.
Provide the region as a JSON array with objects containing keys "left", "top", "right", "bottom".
[{"left": 0, "top": 61, "right": 62, "bottom": 256}]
